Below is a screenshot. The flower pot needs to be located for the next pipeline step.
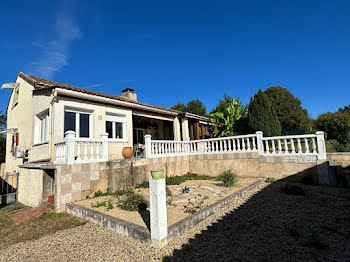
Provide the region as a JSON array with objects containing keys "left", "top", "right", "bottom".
[
  {"left": 122, "top": 147, "right": 133, "bottom": 159},
  {"left": 151, "top": 170, "right": 163, "bottom": 180}
]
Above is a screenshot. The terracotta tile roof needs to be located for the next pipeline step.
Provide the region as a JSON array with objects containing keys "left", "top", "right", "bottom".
[{"left": 18, "top": 72, "right": 182, "bottom": 115}]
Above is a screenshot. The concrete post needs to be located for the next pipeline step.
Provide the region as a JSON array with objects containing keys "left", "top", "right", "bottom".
[
  {"left": 315, "top": 131, "right": 327, "bottom": 160},
  {"left": 173, "top": 117, "right": 181, "bottom": 141},
  {"left": 144, "top": 134, "right": 152, "bottom": 158},
  {"left": 256, "top": 131, "right": 264, "bottom": 155},
  {"left": 184, "top": 137, "right": 190, "bottom": 153},
  {"left": 65, "top": 131, "right": 76, "bottom": 165},
  {"left": 100, "top": 132, "right": 109, "bottom": 161},
  {"left": 181, "top": 118, "right": 189, "bottom": 141},
  {"left": 149, "top": 178, "right": 168, "bottom": 247}
]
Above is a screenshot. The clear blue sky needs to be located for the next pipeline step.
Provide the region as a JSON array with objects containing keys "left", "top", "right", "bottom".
[{"left": 1, "top": 0, "right": 349, "bottom": 118}]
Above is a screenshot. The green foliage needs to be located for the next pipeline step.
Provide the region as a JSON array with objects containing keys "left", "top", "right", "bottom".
[
  {"left": 171, "top": 102, "right": 187, "bottom": 112},
  {"left": 264, "top": 86, "right": 311, "bottom": 131},
  {"left": 338, "top": 104, "right": 350, "bottom": 113},
  {"left": 91, "top": 201, "right": 107, "bottom": 208},
  {"left": 113, "top": 188, "right": 134, "bottom": 196},
  {"left": 136, "top": 173, "right": 213, "bottom": 188},
  {"left": 248, "top": 89, "right": 281, "bottom": 136},
  {"left": 217, "top": 170, "right": 238, "bottom": 187},
  {"left": 265, "top": 177, "right": 276, "bottom": 183},
  {"left": 171, "top": 99, "right": 207, "bottom": 116},
  {"left": 315, "top": 111, "right": 350, "bottom": 148},
  {"left": 280, "top": 183, "right": 306, "bottom": 195},
  {"left": 210, "top": 94, "right": 244, "bottom": 115},
  {"left": 117, "top": 193, "right": 148, "bottom": 211},
  {"left": 210, "top": 98, "right": 248, "bottom": 137},
  {"left": 107, "top": 199, "right": 114, "bottom": 210}
]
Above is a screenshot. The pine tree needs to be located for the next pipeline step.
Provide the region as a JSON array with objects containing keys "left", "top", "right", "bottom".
[{"left": 248, "top": 89, "right": 281, "bottom": 136}]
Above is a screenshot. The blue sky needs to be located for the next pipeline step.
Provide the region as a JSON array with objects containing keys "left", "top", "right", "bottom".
[{"left": 1, "top": 0, "right": 349, "bottom": 118}]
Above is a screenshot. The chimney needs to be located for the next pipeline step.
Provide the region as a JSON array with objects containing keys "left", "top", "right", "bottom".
[{"left": 121, "top": 88, "right": 137, "bottom": 101}]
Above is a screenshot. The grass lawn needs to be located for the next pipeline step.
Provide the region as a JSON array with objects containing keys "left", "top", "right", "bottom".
[{"left": 0, "top": 202, "right": 86, "bottom": 249}]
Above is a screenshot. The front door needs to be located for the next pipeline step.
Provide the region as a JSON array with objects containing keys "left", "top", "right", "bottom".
[{"left": 133, "top": 128, "right": 146, "bottom": 144}]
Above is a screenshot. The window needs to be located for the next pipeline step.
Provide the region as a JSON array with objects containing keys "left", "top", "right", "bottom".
[
  {"left": 12, "top": 87, "right": 19, "bottom": 109},
  {"left": 105, "top": 114, "right": 126, "bottom": 140},
  {"left": 64, "top": 109, "right": 92, "bottom": 138},
  {"left": 35, "top": 111, "right": 49, "bottom": 144}
]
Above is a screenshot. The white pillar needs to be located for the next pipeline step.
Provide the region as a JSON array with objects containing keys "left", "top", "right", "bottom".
[
  {"left": 316, "top": 131, "right": 327, "bottom": 160},
  {"left": 256, "top": 131, "right": 264, "bottom": 155},
  {"left": 145, "top": 134, "right": 152, "bottom": 158},
  {"left": 100, "top": 132, "right": 109, "bottom": 161},
  {"left": 173, "top": 117, "right": 181, "bottom": 141},
  {"left": 149, "top": 178, "right": 168, "bottom": 247},
  {"left": 65, "top": 131, "right": 76, "bottom": 165},
  {"left": 181, "top": 118, "right": 189, "bottom": 141}
]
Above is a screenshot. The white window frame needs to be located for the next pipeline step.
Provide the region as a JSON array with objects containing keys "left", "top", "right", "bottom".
[
  {"left": 34, "top": 110, "right": 49, "bottom": 145},
  {"left": 105, "top": 113, "right": 127, "bottom": 142},
  {"left": 64, "top": 108, "right": 93, "bottom": 139}
]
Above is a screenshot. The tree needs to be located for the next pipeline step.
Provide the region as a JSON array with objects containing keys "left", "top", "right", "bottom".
[
  {"left": 264, "top": 86, "right": 311, "bottom": 131},
  {"left": 210, "top": 98, "right": 247, "bottom": 137},
  {"left": 170, "top": 99, "right": 207, "bottom": 116},
  {"left": 0, "top": 111, "right": 6, "bottom": 163},
  {"left": 210, "top": 94, "right": 244, "bottom": 116},
  {"left": 248, "top": 89, "right": 281, "bottom": 136},
  {"left": 170, "top": 102, "right": 187, "bottom": 112},
  {"left": 186, "top": 99, "right": 207, "bottom": 116},
  {"left": 339, "top": 105, "right": 350, "bottom": 113},
  {"left": 315, "top": 111, "right": 350, "bottom": 146}
]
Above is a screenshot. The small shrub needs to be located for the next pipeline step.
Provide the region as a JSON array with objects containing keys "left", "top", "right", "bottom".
[
  {"left": 265, "top": 177, "right": 276, "bottom": 183},
  {"left": 217, "top": 170, "right": 238, "bottom": 187},
  {"left": 91, "top": 201, "right": 107, "bottom": 208},
  {"left": 114, "top": 188, "right": 134, "bottom": 196},
  {"left": 107, "top": 199, "right": 114, "bottom": 210},
  {"left": 117, "top": 193, "right": 148, "bottom": 211},
  {"left": 280, "top": 183, "right": 306, "bottom": 195},
  {"left": 93, "top": 190, "right": 104, "bottom": 198},
  {"left": 136, "top": 181, "right": 149, "bottom": 188}
]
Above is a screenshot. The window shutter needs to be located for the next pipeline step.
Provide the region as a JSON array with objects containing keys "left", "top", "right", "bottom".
[{"left": 15, "top": 133, "right": 19, "bottom": 146}]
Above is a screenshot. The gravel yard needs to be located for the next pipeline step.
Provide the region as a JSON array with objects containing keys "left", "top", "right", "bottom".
[
  {"left": 75, "top": 178, "right": 257, "bottom": 228},
  {"left": 1, "top": 174, "right": 349, "bottom": 262}
]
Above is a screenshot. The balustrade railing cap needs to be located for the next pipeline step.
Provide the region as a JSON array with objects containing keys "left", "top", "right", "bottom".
[
  {"left": 315, "top": 131, "right": 324, "bottom": 135},
  {"left": 65, "top": 130, "right": 76, "bottom": 135}
]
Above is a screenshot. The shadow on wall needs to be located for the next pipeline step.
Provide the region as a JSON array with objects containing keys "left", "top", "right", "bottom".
[{"left": 163, "top": 166, "right": 350, "bottom": 262}]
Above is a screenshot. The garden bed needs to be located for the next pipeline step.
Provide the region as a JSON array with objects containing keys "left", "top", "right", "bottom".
[{"left": 75, "top": 177, "right": 258, "bottom": 228}]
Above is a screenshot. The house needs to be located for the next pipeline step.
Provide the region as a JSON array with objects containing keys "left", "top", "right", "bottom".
[{"left": 2, "top": 72, "right": 213, "bottom": 207}]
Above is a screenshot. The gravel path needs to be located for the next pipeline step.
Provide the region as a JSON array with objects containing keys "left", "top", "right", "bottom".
[{"left": 1, "top": 177, "right": 349, "bottom": 261}]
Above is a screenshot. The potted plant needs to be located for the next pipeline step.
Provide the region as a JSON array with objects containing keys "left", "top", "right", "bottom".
[
  {"left": 122, "top": 147, "right": 133, "bottom": 159},
  {"left": 151, "top": 170, "right": 163, "bottom": 179}
]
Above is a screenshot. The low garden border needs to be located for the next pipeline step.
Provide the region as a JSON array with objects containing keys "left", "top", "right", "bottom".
[{"left": 66, "top": 178, "right": 265, "bottom": 245}]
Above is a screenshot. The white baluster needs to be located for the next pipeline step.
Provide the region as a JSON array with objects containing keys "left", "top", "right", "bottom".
[
  {"left": 265, "top": 140, "right": 270, "bottom": 155},
  {"left": 297, "top": 138, "right": 302, "bottom": 154},
  {"left": 312, "top": 138, "right": 317, "bottom": 154},
  {"left": 247, "top": 138, "right": 251, "bottom": 151},
  {"left": 77, "top": 142, "right": 82, "bottom": 161},
  {"left": 90, "top": 142, "right": 95, "bottom": 160},
  {"left": 96, "top": 142, "right": 100, "bottom": 159},
  {"left": 291, "top": 139, "right": 295, "bottom": 154},
  {"left": 84, "top": 142, "right": 88, "bottom": 160},
  {"left": 252, "top": 137, "right": 256, "bottom": 151},
  {"left": 283, "top": 139, "right": 288, "bottom": 154},
  {"left": 304, "top": 138, "right": 310, "bottom": 154},
  {"left": 227, "top": 139, "right": 232, "bottom": 151},
  {"left": 232, "top": 139, "right": 236, "bottom": 151},
  {"left": 237, "top": 139, "right": 241, "bottom": 151},
  {"left": 278, "top": 140, "right": 282, "bottom": 155},
  {"left": 223, "top": 140, "right": 227, "bottom": 152},
  {"left": 242, "top": 138, "right": 246, "bottom": 151},
  {"left": 271, "top": 140, "right": 276, "bottom": 155}
]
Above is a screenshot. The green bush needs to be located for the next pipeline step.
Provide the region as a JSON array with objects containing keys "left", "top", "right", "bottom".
[
  {"left": 280, "top": 183, "right": 306, "bottom": 195},
  {"left": 117, "top": 193, "right": 148, "bottom": 211},
  {"left": 265, "top": 177, "right": 276, "bottom": 183},
  {"left": 113, "top": 188, "right": 134, "bottom": 196},
  {"left": 91, "top": 201, "right": 107, "bottom": 208},
  {"left": 107, "top": 199, "right": 114, "bottom": 210},
  {"left": 217, "top": 170, "right": 238, "bottom": 187}
]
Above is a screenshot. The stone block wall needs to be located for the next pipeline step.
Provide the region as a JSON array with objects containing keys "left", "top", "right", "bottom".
[{"left": 55, "top": 153, "right": 319, "bottom": 212}]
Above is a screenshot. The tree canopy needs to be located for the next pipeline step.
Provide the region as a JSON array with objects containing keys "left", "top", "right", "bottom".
[
  {"left": 171, "top": 99, "right": 207, "bottom": 116},
  {"left": 248, "top": 89, "right": 281, "bottom": 136},
  {"left": 210, "top": 94, "right": 244, "bottom": 116},
  {"left": 264, "top": 86, "right": 311, "bottom": 131}
]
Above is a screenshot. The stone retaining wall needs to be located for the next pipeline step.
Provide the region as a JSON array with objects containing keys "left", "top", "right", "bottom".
[{"left": 55, "top": 153, "right": 319, "bottom": 212}]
